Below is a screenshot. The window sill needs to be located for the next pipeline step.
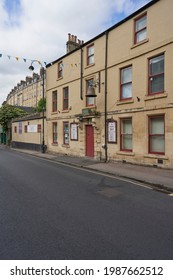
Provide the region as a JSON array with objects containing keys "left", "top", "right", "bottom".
[
  {"left": 52, "top": 143, "right": 58, "bottom": 146},
  {"left": 117, "top": 151, "right": 135, "bottom": 156},
  {"left": 56, "top": 77, "right": 63, "bottom": 81},
  {"left": 144, "top": 92, "right": 167, "bottom": 101},
  {"left": 62, "top": 109, "right": 69, "bottom": 113},
  {"left": 51, "top": 111, "right": 58, "bottom": 115},
  {"left": 131, "top": 38, "right": 149, "bottom": 49},
  {"left": 62, "top": 144, "right": 70, "bottom": 148},
  {"left": 116, "top": 98, "right": 134, "bottom": 105},
  {"left": 144, "top": 154, "right": 168, "bottom": 160},
  {"left": 85, "top": 63, "right": 95, "bottom": 69}
]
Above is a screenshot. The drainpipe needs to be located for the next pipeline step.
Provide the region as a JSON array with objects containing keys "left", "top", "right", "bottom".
[
  {"left": 104, "top": 31, "right": 108, "bottom": 162},
  {"left": 80, "top": 48, "right": 83, "bottom": 100}
]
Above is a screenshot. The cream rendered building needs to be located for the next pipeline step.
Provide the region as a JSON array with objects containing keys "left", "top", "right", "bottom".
[
  {"left": 46, "top": 0, "right": 173, "bottom": 168},
  {"left": 6, "top": 70, "right": 45, "bottom": 108}
]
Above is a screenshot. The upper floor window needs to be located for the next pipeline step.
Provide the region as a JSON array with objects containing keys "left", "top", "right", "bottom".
[
  {"left": 63, "top": 87, "right": 69, "bottom": 110},
  {"left": 120, "top": 66, "right": 132, "bottom": 100},
  {"left": 134, "top": 13, "right": 147, "bottom": 44},
  {"left": 52, "top": 90, "right": 57, "bottom": 112},
  {"left": 148, "top": 115, "right": 165, "bottom": 155},
  {"left": 58, "top": 61, "right": 63, "bottom": 79},
  {"left": 87, "top": 44, "right": 94, "bottom": 65},
  {"left": 148, "top": 54, "right": 164, "bottom": 95},
  {"left": 86, "top": 79, "right": 95, "bottom": 107}
]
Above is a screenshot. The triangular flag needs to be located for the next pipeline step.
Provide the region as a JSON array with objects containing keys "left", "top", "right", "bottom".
[
  {"left": 15, "top": 57, "right": 19, "bottom": 61},
  {"left": 23, "top": 58, "right": 26, "bottom": 63},
  {"left": 7, "top": 55, "right": 11, "bottom": 59}
]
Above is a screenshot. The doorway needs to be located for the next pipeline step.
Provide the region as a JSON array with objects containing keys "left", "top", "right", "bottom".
[{"left": 85, "top": 125, "right": 94, "bottom": 157}]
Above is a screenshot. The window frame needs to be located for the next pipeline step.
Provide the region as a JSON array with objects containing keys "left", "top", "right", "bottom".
[
  {"left": 148, "top": 53, "right": 164, "bottom": 96},
  {"left": 37, "top": 124, "right": 41, "bottom": 133},
  {"left": 63, "top": 87, "right": 69, "bottom": 111},
  {"left": 148, "top": 115, "right": 165, "bottom": 155},
  {"left": 87, "top": 44, "right": 94, "bottom": 66},
  {"left": 86, "top": 79, "right": 95, "bottom": 107},
  {"left": 134, "top": 13, "right": 147, "bottom": 44},
  {"left": 52, "top": 90, "right": 57, "bottom": 112},
  {"left": 120, "top": 65, "right": 132, "bottom": 100},
  {"left": 52, "top": 122, "right": 58, "bottom": 144},
  {"left": 120, "top": 118, "right": 133, "bottom": 152},
  {"left": 63, "top": 122, "right": 69, "bottom": 145},
  {"left": 58, "top": 61, "right": 63, "bottom": 79}
]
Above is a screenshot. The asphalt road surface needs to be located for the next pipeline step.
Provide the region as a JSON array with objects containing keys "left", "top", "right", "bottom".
[{"left": 0, "top": 147, "right": 173, "bottom": 260}]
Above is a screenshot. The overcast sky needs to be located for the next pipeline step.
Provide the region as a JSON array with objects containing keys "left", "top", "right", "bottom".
[{"left": 0, "top": 0, "right": 151, "bottom": 106}]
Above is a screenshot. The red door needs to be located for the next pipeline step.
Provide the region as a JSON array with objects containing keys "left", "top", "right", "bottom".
[{"left": 86, "top": 125, "right": 94, "bottom": 157}]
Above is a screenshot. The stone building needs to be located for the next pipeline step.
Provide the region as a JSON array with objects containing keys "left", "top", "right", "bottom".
[
  {"left": 6, "top": 68, "right": 46, "bottom": 108},
  {"left": 46, "top": 0, "right": 173, "bottom": 168}
]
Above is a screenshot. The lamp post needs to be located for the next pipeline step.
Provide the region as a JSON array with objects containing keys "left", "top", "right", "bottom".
[{"left": 29, "top": 60, "right": 45, "bottom": 153}]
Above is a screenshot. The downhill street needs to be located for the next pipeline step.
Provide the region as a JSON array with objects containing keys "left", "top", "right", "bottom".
[{"left": 0, "top": 146, "right": 173, "bottom": 260}]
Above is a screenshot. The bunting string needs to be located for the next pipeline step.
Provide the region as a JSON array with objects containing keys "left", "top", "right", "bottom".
[
  {"left": 0, "top": 52, "right": 82, "bottom": 69},
  {"left": 0, "top": 52, "right": 47, "bottom": 66}
]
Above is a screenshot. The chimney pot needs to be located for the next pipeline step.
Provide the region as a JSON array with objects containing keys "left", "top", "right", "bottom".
[{"left": 68, "top": 33, "right": 71, "bottom": 41}]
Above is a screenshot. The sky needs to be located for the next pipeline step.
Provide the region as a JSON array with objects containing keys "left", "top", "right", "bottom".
[{"left": 0, "top": 0, "right": 151, "bottom": 106}]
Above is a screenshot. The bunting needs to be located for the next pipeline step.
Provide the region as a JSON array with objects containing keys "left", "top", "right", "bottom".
[
  {"left": 0, "top": 52, "right": 81, "bottom": 68},
  {"left": 0, "top": 52, "right": 47, "bottom": 66}
]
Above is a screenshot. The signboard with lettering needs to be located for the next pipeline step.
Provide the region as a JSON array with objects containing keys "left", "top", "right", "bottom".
[{"left": 107, "top": 121, "right": 117, "bottom": 143}]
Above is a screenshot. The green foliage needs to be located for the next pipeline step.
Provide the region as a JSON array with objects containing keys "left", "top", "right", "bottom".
[
  {"left": 36, "top": 97, "right": 46, "bottom": 113},
  {"left": 0, "top": 104, "right": 28, "bottom": 132}
]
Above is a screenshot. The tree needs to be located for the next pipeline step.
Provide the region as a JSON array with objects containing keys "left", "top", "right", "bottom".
[
  {"left": 0, "top": 104, "right": 28, "bottom": 132},
  {"left": 36, "top": 97, "right": 46, "bottom": 113}
]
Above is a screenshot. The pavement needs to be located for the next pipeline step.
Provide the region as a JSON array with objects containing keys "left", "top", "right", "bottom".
[{"left": 9, "top": 147, "right": 173, "bottom": 194}]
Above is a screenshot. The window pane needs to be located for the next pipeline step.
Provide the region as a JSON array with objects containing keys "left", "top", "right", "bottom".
[
  {"left": 63, "top": 87, "right": 68, "bottom": 98},
  {"left": 136, "top": 15, "right": 146, "bottom": 31},
  {"left": 150, "top": 117, "right": 164, "bottom": 134},
  {"left": 88, "top": 55, "right": 94, "bottom": 64},
  {"left": 122, "top": 119, "right": 132, "bottom": 134},
  {"left": 121, "top": 67, "right": 132, "bottom": 83},
  {"left": 136, "top": 29, "right": 146, "bottom": 43},
  {"left": 122, "top": 84, "right": 132, "bottom": 99},
  {"left": 150, "top": 136, "right": 164, "bottom": 153},
  {"left": 150, "top": 74, "right": 164, "bottom": 94},
  {"left": 122, "top": 135, "right": 132, "bottom": 150},
  {"left": 88, "top": 46, "right": 94, "bottom": 55},
  {"left": 150, "top": 55, "right": 164, "bottom": 75}
]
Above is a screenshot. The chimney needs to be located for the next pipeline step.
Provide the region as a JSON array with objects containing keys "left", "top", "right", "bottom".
[{"left": 66, "top": 33, "right": 84, "bottom": 53}]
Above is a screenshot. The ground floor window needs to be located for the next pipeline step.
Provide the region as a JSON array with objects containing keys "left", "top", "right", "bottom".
[
  {"left": 63, "top": 122, "right": 69, "bottom": 145},
  {"left": 148, "top": 115, "right": 165, "bottom": 154},
  {"left": 37, "top": 124, "right": 41, "bottom": 133},
  {"left": 52, "top": 122, "right": 58, "bottom": 144},
  {"left": 120, "top": 118, "right": 132, "bottom": 151}
]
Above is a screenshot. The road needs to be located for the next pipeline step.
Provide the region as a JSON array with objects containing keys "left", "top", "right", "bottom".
[{"left": 0, "top": 147, "right": 173, "bottom": 260}]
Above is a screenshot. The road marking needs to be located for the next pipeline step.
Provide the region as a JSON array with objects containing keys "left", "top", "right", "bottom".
[
  {"left": 15, "top": 151, "right": 168, "bottom": 193},
  {"left": 36, "top": 156, "right": 153, "bottom": 190},
  {"left": 168, "top": 193, "right": 173, "bottom": 197}
]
